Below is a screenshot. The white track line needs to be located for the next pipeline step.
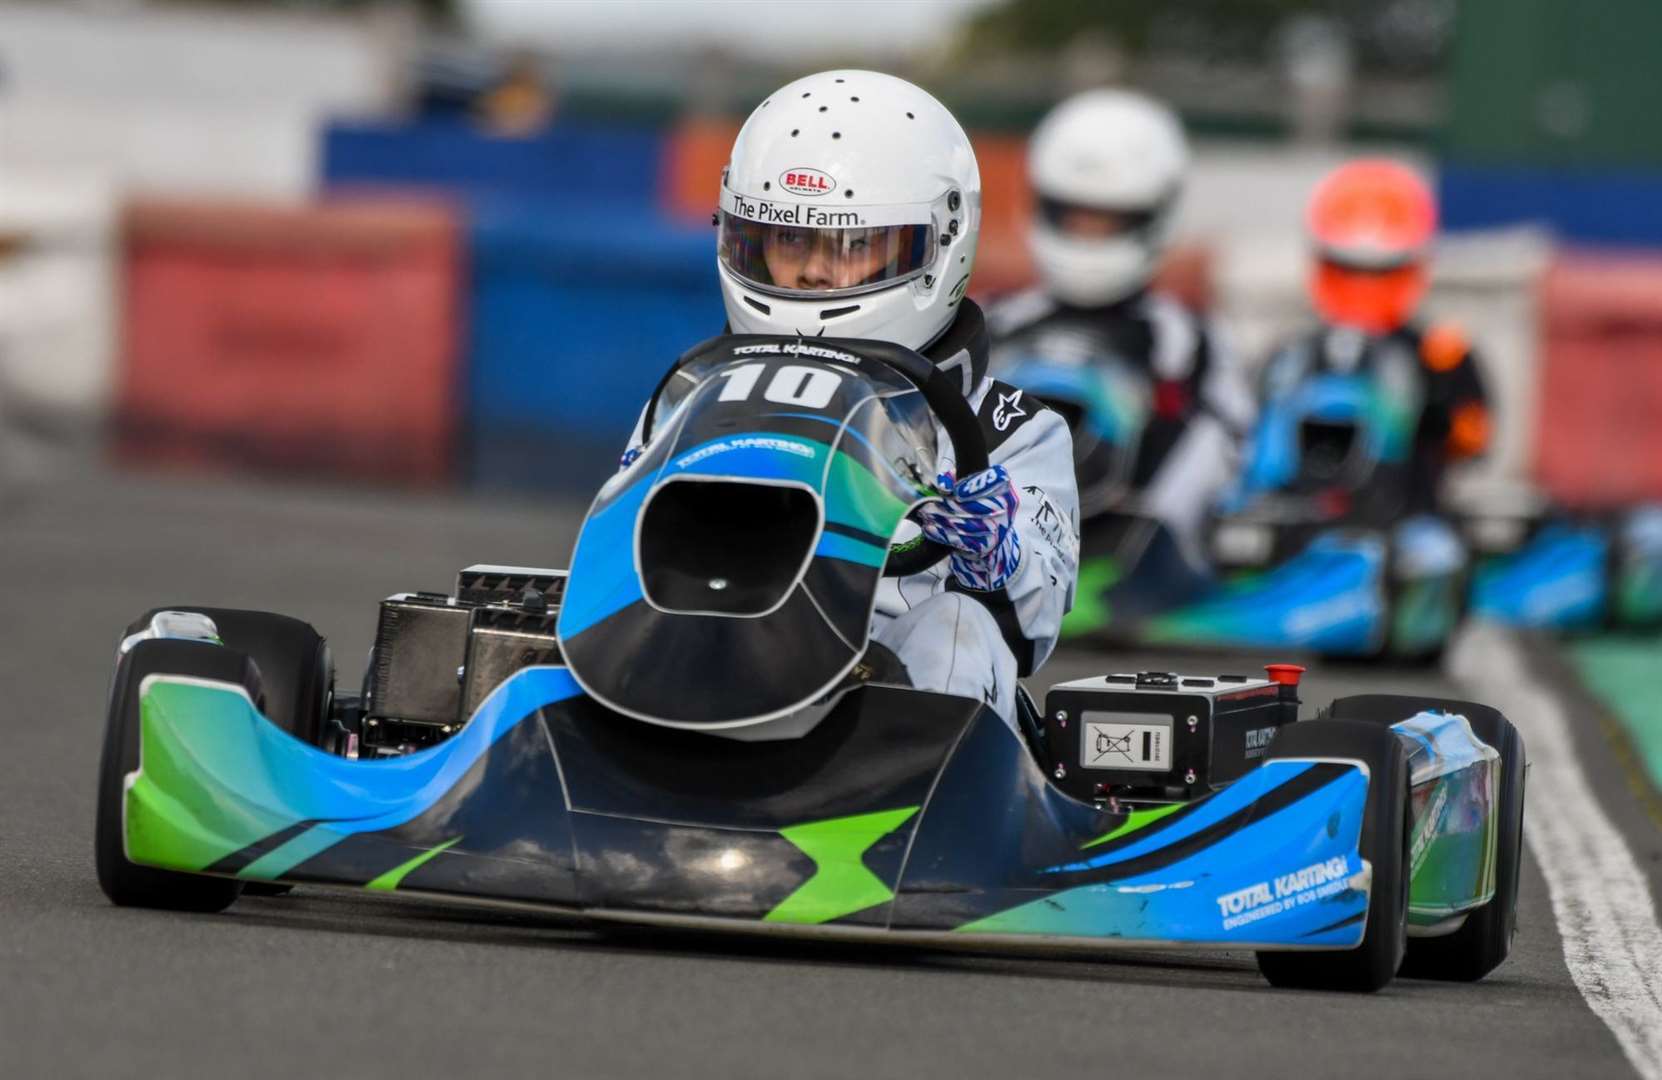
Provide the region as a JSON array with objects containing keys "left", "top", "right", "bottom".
[{"left": 1451, "top": 622, "right": 1662, "bottom": 1080}]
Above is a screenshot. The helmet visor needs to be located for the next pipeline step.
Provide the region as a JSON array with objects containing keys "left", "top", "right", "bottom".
[
  {"left": 1037, "top": 196, "right": 1162, "bottom": 240},
  {"left": 718, "top": 208, "right": 937, "bottom": 300}
]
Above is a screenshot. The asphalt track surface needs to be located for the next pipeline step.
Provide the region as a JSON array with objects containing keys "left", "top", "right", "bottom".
[{"left": 0, "top": 467, "right": 1650, "bottom": 1079}]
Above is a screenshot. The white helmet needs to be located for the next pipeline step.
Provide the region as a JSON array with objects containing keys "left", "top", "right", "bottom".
[
  {"left": 1027, "top": 89, "right": 1188, "bottom": 307},
  {"left": 717, "top": 70, "right": 981, "bottom": 351}
]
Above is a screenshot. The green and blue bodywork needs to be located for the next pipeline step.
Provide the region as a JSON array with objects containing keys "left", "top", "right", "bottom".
[{"left": 120, "top": 664, "right": 1499, "bottom": 950}]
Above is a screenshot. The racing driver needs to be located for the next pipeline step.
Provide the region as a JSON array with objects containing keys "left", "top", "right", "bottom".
[
  {"left": 615, "top": 70, "right": 1080, "bottom": 733},
  {"left": 1260, "top": 159, "right": 1491, "bottom": 509},
  {"left": 988, "top": 89, "right": 1254, "bottom": 569}
]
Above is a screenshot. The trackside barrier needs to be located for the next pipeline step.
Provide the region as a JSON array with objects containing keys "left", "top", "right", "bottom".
[
  {"left": 1536, "top": 252, "right": 1662, "bottom": 506},
  {"left": 0, "top": 173, "right": 118, "bottom": 422},
  {"left": 116, "top": 198, "right": 462, "bottom": 485},
  {"left": 465, "top": 197, "right": 718, "bottom": 492},
  {"left": 322, "top": 118, "right": 665, "bottom": 207}
]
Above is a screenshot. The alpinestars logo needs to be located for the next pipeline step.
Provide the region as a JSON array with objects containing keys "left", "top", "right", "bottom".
[
  {"left": 779, "top": 168, "right": 836, "bottom": 196},
  {"left": 993, "top": 389, "right": 1027, "bottom": 431}
]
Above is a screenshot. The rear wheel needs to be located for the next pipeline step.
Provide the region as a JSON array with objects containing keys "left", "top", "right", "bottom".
[
  {"left": 95, "top": 639, "right": 259, "bottom": 911},
  {"left": 1255, "top": 719, "right": 1411, "bottom": 992},
  {"left": 1323, "top": 693, "right": 1525, "bottom": 981}
]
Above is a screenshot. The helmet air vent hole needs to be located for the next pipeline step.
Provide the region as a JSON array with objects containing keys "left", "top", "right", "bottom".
[
  {"left": 802, "top": 92, "right": 811, "bottom": 98},
  {"left": 819, "top": 304, "right": 861, "bottom": 320},
  {"left": 819, "top": 106, "right": 828, "bottom": 113},
  {"left": 762, "top": 181, "right": 771, "bottom": 190},
  {"left": 906, "top": 112, "right": 914, "bottom": 119},
  {"left": 845, "top": 189, "right": 854, "bottom": 198},
  {"left": 831, "top": 131, "right": 841, "bottom": 139},
  {"left": 790, "top": 129, "right": 799, "bottom": 137},
  {"left": 835, "top": 78, "right": 844, "bottom": 83},
  {"left": 948, "top": 191, "right": 961, "bottom": 211},
  {"left": 742, "top": 295, "right": 772, "bottom": 315},
  {"left": 850, "top": 96, "right": 859, "bottom": 102}
]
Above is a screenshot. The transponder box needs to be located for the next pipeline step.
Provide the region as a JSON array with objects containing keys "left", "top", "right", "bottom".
[{"left": 1041, "top": 670, "right": 1301, "bottom": 805}]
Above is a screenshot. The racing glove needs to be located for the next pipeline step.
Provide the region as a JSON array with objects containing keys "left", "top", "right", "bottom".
[{"left": 913, "top": 465, "right": 1022, "bottom": 591}]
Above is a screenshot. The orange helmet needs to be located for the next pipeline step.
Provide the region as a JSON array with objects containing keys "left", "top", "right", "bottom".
[{"left": 1306, "top": 160, "right": 1437, "bottom": 334}]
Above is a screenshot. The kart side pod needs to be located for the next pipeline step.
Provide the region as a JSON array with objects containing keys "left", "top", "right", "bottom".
[{"left": 1043, "top": 666, "right": 1303, "bottom": 805}]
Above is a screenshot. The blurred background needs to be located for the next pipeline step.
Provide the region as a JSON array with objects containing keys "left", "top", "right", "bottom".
[
  {"left": 2, "top": 0, "right": 1659, "bottom": 501},
  {"left": 9, "top": 10, "right": 1662, "bottom": 1070}
]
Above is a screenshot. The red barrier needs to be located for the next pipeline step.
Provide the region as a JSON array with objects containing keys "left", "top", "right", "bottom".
[
  {"left": 116, "top": 198, "right": 461, "bottom": 485},
  {"left": 1536, "top": 252, "right": 1662, "bottom": 506}
]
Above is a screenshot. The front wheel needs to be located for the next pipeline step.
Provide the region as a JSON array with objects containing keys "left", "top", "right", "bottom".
[
  {"left": 123, "top": 607, "right": 333, "bottom": 745},
  {"left": 1255, "top": 719, "right": 1411, "bottom": 992},
  {"left": 95, "top": 640, "right": 258, "bottom": 911}
]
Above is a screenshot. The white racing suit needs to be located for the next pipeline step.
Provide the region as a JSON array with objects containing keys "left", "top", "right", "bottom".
[
  {"left": 988, "top": 287, "right": 1253, "bottom": 569},
  {"left": 616, "top": 301, "right": 1080, "bottom": 734}
]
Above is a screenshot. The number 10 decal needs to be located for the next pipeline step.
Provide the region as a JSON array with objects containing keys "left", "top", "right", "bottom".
[{"left": 717, "top": 363, "right": 843, "bottom": 409}]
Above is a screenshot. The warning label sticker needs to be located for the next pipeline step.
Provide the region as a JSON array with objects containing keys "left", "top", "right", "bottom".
[{"left": 1081, "top": 713, "right": 1173, "bottom": 772}]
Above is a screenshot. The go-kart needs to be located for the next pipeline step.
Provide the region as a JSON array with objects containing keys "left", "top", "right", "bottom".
[
  {"left": 96, "top": 335, "right": 1524, "bottom": 991},
  {"left": 999, "top": 350, "right": 1662, "bottom": 657},
  {"left": 1456, "top": 484, "right": 1662, "bottom": 630}
]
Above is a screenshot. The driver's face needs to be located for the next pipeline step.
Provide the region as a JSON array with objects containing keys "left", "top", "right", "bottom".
[
  {"left": 762, "top": 226, "right": 892, "bottom": 291},
  {"left": 1056, "top": 206, "right": 1135, "bottom": 238}
]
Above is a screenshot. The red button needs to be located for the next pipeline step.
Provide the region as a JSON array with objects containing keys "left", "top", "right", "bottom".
[{"left": 1264, "top": 663, "right": 1305, "bottom": 686}]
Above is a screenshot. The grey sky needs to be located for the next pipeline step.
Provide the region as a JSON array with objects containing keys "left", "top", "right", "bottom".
[{"left": 461, "top": 0, "right": 999, "bottom": 59}]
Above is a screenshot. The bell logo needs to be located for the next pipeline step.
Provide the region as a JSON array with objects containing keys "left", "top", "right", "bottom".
[{"left": 779, "top": 168, "right": 836, "bottom": 197}]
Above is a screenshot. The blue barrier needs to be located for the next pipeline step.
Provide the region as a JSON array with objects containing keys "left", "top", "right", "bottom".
[
  {"left": 322, "top": 118, "right": 666, "bottom": 206},
  {"left": 1441, "top": 163, "right": 1662, "bottom": 245},
  {"left": 466, "top": 196, "right": 720, "bottom": 491}
]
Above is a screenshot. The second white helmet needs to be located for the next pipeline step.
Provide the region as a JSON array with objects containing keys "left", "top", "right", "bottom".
[
  {"left": 1027, "top": 89, "right": 1189, "bottom": 307},
  {"left": 716, "top": 70, "right": 981, "bottom": 351}
]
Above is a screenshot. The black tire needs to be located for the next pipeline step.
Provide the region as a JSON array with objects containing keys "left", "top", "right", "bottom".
[
  {"left": 125, "top": 607, "right": 332, "bottom": 745},
  {"left": 240, "top": 882, "right": 295, "bottom": 897},
  {"left": 95, "top": 639, "right": 258, "bottom": 911},
  {"left": 1322, "top": 693, "right": 1526, "bottom": 981},
  {"left": 1384, "top": 571, "right": 1467, "bottom": 667},
  {"left": 1255, "top": 719, "right": 1411, "bottom": 992}
]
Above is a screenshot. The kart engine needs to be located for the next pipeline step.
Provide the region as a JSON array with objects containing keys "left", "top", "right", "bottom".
[
  {"left": 342, "top": 565, "right": 566, "bottom": 757},
  {"left": 1041, "top": 667, "right": 1302, "bottom": 806}
]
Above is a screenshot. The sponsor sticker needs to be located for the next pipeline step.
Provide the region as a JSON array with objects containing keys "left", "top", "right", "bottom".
[
  {"left": 674, "top": 436, "right": 816, "bottom": 470},
  {"left": 779, "top": 167, "right": 836, "bottom": 197},
  {"left": 992, "top": 389, "right": 1027, "bottom": 432},
  {"left": 1215, "top": 855, "right": 1356, "bottom": 931},
  {"left": 957, "top": 468, "right": 1002, "bottom": 498},
  {"left": 1410, "top": 782, "right": 1449, "bottom": 873},
  {"left": 1243, "top": 725, "right": 1278, "bottom": 760},
  {"left": 722, "top": 186, "right": 933, "bottom": 229},
  {"left": 1081, "top": 712, "right": 1172, "bottom": 772},
  {"left": 731, "top": 342, "right": 862, "bottom": 365}
]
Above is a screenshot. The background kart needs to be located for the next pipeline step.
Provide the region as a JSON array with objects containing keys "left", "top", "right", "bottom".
[
  {"left": 999, "top": 353, "right": 1662, "bottom": 658},
  {"left": 97, "top": 337, "right": 1524, "bottom": 992}
]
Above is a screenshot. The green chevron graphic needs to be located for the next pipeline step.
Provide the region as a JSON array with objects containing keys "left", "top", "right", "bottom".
[
  {"left": 764, "top": 807, "right": 920, "bottom": 925},
  {"left": 365, "top": 837, "right": 464, "bottom": 892},
  {"left": 1081, "top": 801, "right": 1186, "bottom": 849}
]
